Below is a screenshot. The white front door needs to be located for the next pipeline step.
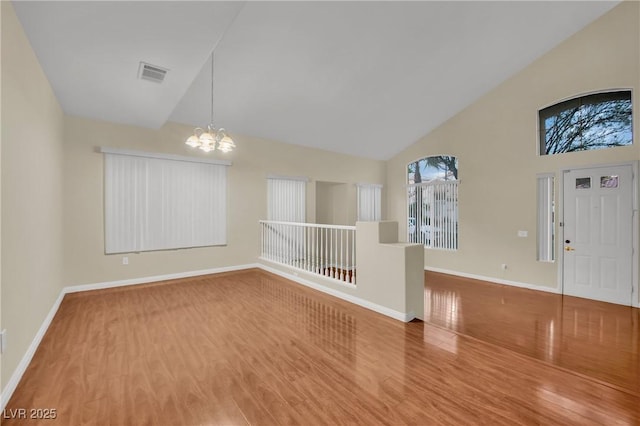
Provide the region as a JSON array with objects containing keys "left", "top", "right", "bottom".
[{"left": 563, "top": 165, "right": 633, "bottom": 305}]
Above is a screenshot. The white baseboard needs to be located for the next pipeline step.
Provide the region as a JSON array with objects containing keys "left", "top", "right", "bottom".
[
  {"left": 258, "top": 262, "right": 415, "bottom": 322},
  {"left": 64, "top": 263, "right": 259, "bottom": 293},
  {"left": 425, "top": 266, "right": 560, "bottom": 294},
  {"left": 1, "top": 290, "right": 65, "bottom": 411},
  {"left": 0, "top": 263, "right": 259, "bottom": 411}
]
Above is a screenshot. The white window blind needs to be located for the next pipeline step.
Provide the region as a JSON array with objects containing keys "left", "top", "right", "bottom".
[
  {"left": 267, "top": 176, "right": 306, "bottom": 222},
  {"left": 357, "top": 184, "right": 382, "bottom": 221},
  {"left": 407, "top": 181, "right": 458, "bottom": 250},
  {"left": 103, "top": 149, "right": 228, "bottom": 254},
  {"left": 537, "top": 174, "right": 555, "bottom": 262}
]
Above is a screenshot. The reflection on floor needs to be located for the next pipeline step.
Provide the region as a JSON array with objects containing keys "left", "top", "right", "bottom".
[
  {"left": 5, "top": 269, "right": 639, "bottom": 425},
  {"left": 424, "top": 271, "right": 640, "bottom": 395}
]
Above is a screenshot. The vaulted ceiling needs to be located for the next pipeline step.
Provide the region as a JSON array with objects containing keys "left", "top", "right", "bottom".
[{"left": 12, "top": 1, "right": 619, "bottom": 160}]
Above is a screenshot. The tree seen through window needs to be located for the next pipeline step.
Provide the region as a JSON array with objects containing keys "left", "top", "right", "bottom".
[
  {"left": 408, "top": 155, "right": 458, "bottom": 184},
  {"left": 540, "top": 91, "right": 632, "bottom": 155}
]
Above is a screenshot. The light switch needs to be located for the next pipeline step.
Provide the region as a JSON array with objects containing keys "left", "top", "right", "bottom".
[{"left": 518, "top": 230, "right": 528, "bottom": 238}]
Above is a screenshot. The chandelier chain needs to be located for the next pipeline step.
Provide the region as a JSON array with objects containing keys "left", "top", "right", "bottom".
[
  {"left": 210, "top": 52, "right": 215, "bottom": 127},
  {"left": 184, "top": 2, "right": 246, "bottom": 153}
]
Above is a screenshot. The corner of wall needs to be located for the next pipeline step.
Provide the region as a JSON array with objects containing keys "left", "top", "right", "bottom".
[{"left": 1, "top": 0, "right": 65, "bottom": 393}]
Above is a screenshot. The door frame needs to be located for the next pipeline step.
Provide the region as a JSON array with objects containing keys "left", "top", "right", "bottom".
[{"left": 557, "top": 161, "right": 639, "bottom": 307}]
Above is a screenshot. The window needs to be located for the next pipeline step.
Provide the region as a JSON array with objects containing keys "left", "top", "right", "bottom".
[
  {"left": 267, "top": 176, "right": 306, "bottom": 222},
  {"left": 102, "top": 148, "right": 229, "bottom": 254},
  {"left": 266, "top": 176, "right": 307, "bottom": 264},
  {"left": 537, "top": 174, "right": 555, "bottom": 262},
  {"left": 539, "top": 90, "right": 632, "bottom": 155},
  {"left": 357, "top": 184, "right": 382, "bottom": 221},
  {"left": 407, "top": 156, "right": 458, "bottom": 250}
]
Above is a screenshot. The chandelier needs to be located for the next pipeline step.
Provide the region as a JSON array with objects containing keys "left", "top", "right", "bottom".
[{"left": 185, "top": 51, "right": 235, "bottom": 153}]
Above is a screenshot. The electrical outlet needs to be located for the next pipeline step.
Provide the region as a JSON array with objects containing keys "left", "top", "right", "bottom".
[
  {"left": 1, "top": 329, "right": 7, "bottom": 354},
  {"left": 122, "top": 256, "right": 129, "bottom": 265},
  {"left": 517, "top": 230, "right": 528, "bottom": 238},
  {"left": 501, "top": 264, "right": 508, "bottom": 270}
]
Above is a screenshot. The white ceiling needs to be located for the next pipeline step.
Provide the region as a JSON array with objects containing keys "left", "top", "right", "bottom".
[{"left": 13, "top": 1, "right": 619, "bottom": 160}]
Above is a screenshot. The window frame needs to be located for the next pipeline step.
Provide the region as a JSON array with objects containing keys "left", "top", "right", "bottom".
[
  {"left": 538, "top": 89, "right": 633, "bottom": 156},
  {"left": 101, "top": 147, "right": 230, "bottom": 254},
  {"left": 406, "top": 155, "right": 459, "bottom": 251},
  {"left": 356, "top": 183, "right": 382, "bottom": 222},
  {"left": 267, "top": 175, "right": 308, "bottom": 223}
]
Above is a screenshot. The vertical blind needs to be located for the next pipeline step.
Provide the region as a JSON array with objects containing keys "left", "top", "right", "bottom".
[
  {"left": 356, "top": 184, "right": 382, "bottom": 221},
  {"left": 103, "top": 149, "right": 229, "bottom": 254},
  {"left": 267, "top": 176, "right": 306, "bottom": 222},
  {"left": 537, "top": 174, "right": 555, "bottom": 262},
  {"left": 407, "top": 181, "right": 458, "bottom": 250}
]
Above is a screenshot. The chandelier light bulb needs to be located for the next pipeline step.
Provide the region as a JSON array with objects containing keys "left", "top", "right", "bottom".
[
  {"left": 185, "top": 133, "right": 201, "bottom": 148},
  {"left": 216, "top": 129, "right": 236, "bottom": 153},
  {"left": 199, "top": 131, "right": 215, "bottom": 145}
]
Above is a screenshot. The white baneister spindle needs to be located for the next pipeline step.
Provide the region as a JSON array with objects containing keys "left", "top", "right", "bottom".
[
  {"left": 288, "top": 223, "right": 292, "bottom": 267},
  {"left": 278, "top": 223, "right": 283, "bottom": 264},
  {"left": 326, "top": 227, "right": 330, "bottom": 278},
  {"left": 332, "top": 228, "right": 337, "bottom": 279},
  {"left": 284, "top": 223, "right": 288, "bottom": 265},
  {"left": 332, "top": 228, "right": 336, "bottom": 279},
  {"left": 314, "top": 227, "right": 318, "bottom": 274},
  {"left": 304, "top": 226, "right": 308, "bottom": 272},
  {"left": 276, "top": 222, "right": 281, "bottom": 263},
  {"left": 267, "top": 223, "right": 271, "bottom": 261},
  {"left": 259, "top": 220, "right": 356, "bottom": 286},
  {"left": 338, "top": 229, "right": 342, "bottom": 280},
  {"left": 338, "top": 229, "right": 344, "bottom": 281},
  {"left": 351, "top": 229, "right": 355, "bottom": 284},
  {"left": 325, "top": 227, "right": 329, "bottom": 276},
  {"left": 320, "top": 227, "right": 324, "bottom": 276},
  {"left": 298, "top": 226, "right": 302, "bottom": 269}
]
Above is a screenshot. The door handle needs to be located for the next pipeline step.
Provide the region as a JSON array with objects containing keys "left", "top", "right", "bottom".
[{"left": 564, "top": 246, "right": 575, "bottom": 252}]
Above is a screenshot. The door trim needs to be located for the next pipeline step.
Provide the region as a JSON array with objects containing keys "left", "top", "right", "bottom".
[{"left": 558, "top": 161, "right": 639, "bottom": 308}]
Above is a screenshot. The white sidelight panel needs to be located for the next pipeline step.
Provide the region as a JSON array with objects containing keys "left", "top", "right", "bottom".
[{"left": 537, "top": 174, "right": 555, "bottom": 262}]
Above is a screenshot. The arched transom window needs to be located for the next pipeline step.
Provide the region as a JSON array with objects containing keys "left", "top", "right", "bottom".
[{"left": 539, "top": 90, "right": 632, "bottom": 155}]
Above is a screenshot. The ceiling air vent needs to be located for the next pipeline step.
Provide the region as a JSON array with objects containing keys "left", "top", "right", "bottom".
[{"left": 138, "top": 62, "right": 168, "bottom": 83}]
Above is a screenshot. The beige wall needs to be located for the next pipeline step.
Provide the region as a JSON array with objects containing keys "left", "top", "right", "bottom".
[
  {"left": 316, "top": 181, "right": 352, "bottom": 225},
  {"left": 356, "top": 221, "right": 424, "bottom": 319},
  {"left": 330, "top": 183, "right": 351, "bottom": 225},
  {"left": 315, "top": 182, "right": 332, "bottom": 224},
  {"left": 1, "top": 1, "right": 65, "bottom": 389},
  {"left": 63, "top": 116, "right": 385, "bottom": 286},
  {"left": 387, "top": 2, "right": 640, "bottom": 295}
]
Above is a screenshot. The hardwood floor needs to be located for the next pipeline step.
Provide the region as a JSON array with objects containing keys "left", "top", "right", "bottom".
[
  {"left": 4, "top": 269, "right": 640, "bottom": 425},
  {"left": 424, "top": 271, "right": 640, "bottom": 396}
]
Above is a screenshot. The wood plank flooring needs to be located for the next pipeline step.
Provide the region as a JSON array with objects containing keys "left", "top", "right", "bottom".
[
  {"left": 4, "top": 269, "right": 640, "bottom": 425},
  {"left": 424, "top": 271, "right": 640, "bottom": 396}
]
